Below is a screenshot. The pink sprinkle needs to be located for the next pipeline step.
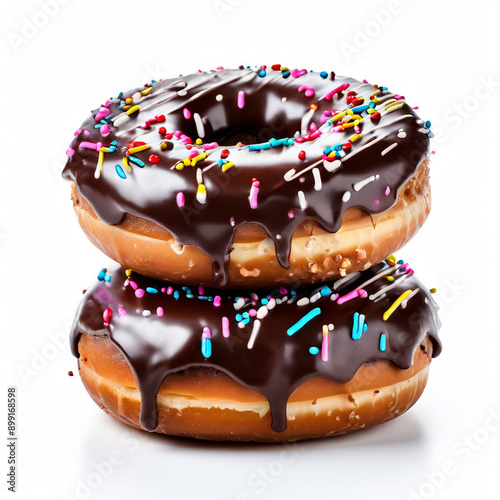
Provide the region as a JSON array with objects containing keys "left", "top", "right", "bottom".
[
  {"left": 291, "top": 68, "right": 307, "bottom": 78},
  {"left": 135, "top": 289, "right": 145, "bottom": 298},
  {"left": 249, "top": 309, "right": 257, "bottom": 317},
  {"left": 95, "top": 107, "right": 110, "bottom": 122},
  {"left": 185, "top": 144, "right": 193, "bottom": 150},
  {"left": 198, "top": 286, "right": 205, "bottom": 295},
  {"left": 324, "top": 83, "right": 350, "bottom": 100},
  {"left": 298, "top": 85, "right": 315, "bottom": 97},
  {"left": 156, "top": 307, "right": 164, "bottom": 317},
  {"left": 310, "top": 122, "right": 317, "bottom": 133},
  {"left": 249, "top": 179, "right": 260, "bottom": 209},
  {"left": 176, "top": 192, "right": 185, "bottom": 208},
  {"left": 189, "top": 149, "right": 199, "bottom": 159},
  {"left": 66, "top": 148, "right": 74, "bottom": 157},
  {"left": 74, "top": 128, "right": 82, "bottom": 136},
  {"left": 288, "top": 210, "right": 295, "bottom": 219},
  {"left": 161, "top": 287, "right": 166, "bottom": 293},
  {"left": 100, "top": 124, "right": 110, "bottom": 137},
  {"left": 203, "top": 142, "right": 219, "bottom": 151},
  {"left": 374, "top": 199, "right": 380, "bottom": 206},
  {"left": 202, "top": 327, "right": 211, "bottom": 340},
  {"left": 83, "top": 130, "right": 90, "bottom": 136},
  {"left": 237, "top": 91, "right": 245, "bottom": 109},
  {"left": 230, "top": 217, "right": 235, "bottom": 227},
  {"left": 213, "top": 295, "right": 221, "bottom": 308},
  {"left": 79, "top": 141, "right": 102, "bottom": 151},
  {"left": 103, "top": 307, "right": 112, "bottom": 324},
  {"left": 129, "top": 281, "right": 138, "bottom": 290},
  {"left": 167, "top": 287, "right": 173, "bottom": 295},
  {"left": 337, "top": 289, "right": 368, "bottom": 305},
  {"left": 279, "top": 287, "right": 288, "bottom": 294},
  {"left": 222, "top": 317, "right": 230, "bottom": 338},
  {"left": 321, "top": 331, "right": 329, "bottom": 362},
  {"left": 118, "top": 307, "right": 127, "bottom": 317},
  {"left": 183, "top": 108, "right": 191, "bottom": 119},
  {"left": 395, "top": 94, "right": 402, "bottom": 100},
  {"left": 385, "top": 186, "right": 391, "bottom": 196}
]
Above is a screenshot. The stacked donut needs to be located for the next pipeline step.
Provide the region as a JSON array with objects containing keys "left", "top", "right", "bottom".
[{"left": 64, "top": 65, "right": 441, "bottom": 442}]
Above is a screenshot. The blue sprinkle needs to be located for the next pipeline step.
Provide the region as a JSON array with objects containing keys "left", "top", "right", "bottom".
[
  {"left": 323, "top": 147, "right": 332, "bottom": 155},
  {"left": 291, "top": 290, "right": 297, "bottom": 297},
  {"left": 352, "top": 312, "right": 367, "bottom": 340},
  {"left": 249, "top": 142, "right": 271, "bottom": 151},
  {"left": 287, "top": 308, "right": 321, "bottom": 336},
  {"left": 182, "top": 286, "right": 188, "bottom": 290},
  {"left": 146, "top": 287, "right": 158, "bottom": 294},
  {"left": 104, "top": 275, "right": 111, "bottom": 282},
  {"left": 397, "top": 259, "right": 405, "bottom": 265},
  {"left": 173, "top": 291, "right": 180, "bottom": 299},
  {"left": 320, "top": 286, "right": 331, "bottom": 297},
  {"left": 425, "top": 120, "right": 432, "bottom": 129},
  {"left": 198, "top": 296, "right": 208, "bottom": 300},
  {"left": 335, "top": 144, "right": 342, "bottom": 151},
  {"left": 94, "top": 123, "right": 102, "bottom": 129},
  {"left": 261, "top": 298, "right": 269, "bottom": 305},
  {"left": 258, "top": 70, "right": 266, "bottom": 78},
  {"left": 351, "top": 104, "right": 369, "bottom": 114},
  {"left": 282, "top": 71, "right": 290, "bottom": 79},
  {"left": 368, "top": 101, "right": 376, "bottom": 108},
  {"left": 236, "top": 314, "right": 243, "bottom": 322},
  {"left": 243, "top": 318, "right": 250, "bottom": 325},
  {"left": 186, "top": 294, "right": 194, "bottom": 299},
  {"left": 242, "top": 312, "right": 250, "bottom": 319},
  {"left": 320, "top": 71, "right": 328, "bottom": 79},
  {"left": 309, "top": 346, "right": 320, "bottom": 355},
  {"left": 201, "top": 338, "right": 212, "bottom": 358},
  {"left": 379, "top": 334, "right": 387, "bottom": 352},
  {"left": 128, "top": 156, "right": 145, "bottom": 167},
  {"left": 117, "top": 92, "right": 123, "bottom": 99},
  {"left": 97, "top": 268, "right": 107, "bottom": 281},
  {"left": 111, "top": 140, "right": 118, "bottom": 146},
  {"left": 115, "top": 164, "right": 127, "bottom": 179}
]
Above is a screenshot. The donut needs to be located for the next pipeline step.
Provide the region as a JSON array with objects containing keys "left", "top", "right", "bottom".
[
  {"left": 70, "top": 258, "right": 441, "bottom": 442},
  {"left": 63, "top": 66, "right": 433, "bottom": 288}
]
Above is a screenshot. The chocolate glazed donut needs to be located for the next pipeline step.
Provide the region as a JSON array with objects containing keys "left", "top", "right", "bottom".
[
  {"left": 63, "top": 66, "right": 433, "bottom": 287},
  {"left": 71, "top": 259, "right": 441, "bottom": 441}
]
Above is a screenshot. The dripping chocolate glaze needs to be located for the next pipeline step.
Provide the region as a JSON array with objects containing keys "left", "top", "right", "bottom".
[
  {"left": 62, "top": 68, "right": 431, "bottom": 287},
  {"left": 71, "top": 263, "right": 441, "bottom": 433}
]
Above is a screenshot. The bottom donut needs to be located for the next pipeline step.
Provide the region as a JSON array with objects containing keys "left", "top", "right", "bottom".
[{"left": 70, "top": 259, "right": 441, "bottom": 442}]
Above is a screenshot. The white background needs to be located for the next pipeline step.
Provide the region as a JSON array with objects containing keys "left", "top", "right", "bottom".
[{"left": 1, "top": 1, "right": 498, "bottom": 499}]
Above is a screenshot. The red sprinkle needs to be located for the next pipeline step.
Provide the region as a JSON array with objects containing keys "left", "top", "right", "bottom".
[
  {"left": 158, "top": 126, "right": 166, "bottom": 135},
  {"left": 149, "top": 154, "right": 160, "bottom": 164},
  {"left": 370, "top": 112, "right": 381, "bottom": 120},
  {"left": 103, "top": 307, "right": 112, "bottom": 324},
  {"left": 342, "top": 141, "right": 352, "bottom": 151},
  {"left": 156, "top": 114, "right": 166, "bottom": 122},
  {"left": 165, "top": 133, "right": 174, "bottom": 140},
  {"left": 298, "top": 150, "right": 306, "bottom": 160},
  {"left": 220, "top": 149, "right": 230, "bottom": 159},
  {"left": 271, "top": 64, "right": 281, "bottom": 71},
  {"left": 68, "top": 371, "right": 74, "bottom": 377}
]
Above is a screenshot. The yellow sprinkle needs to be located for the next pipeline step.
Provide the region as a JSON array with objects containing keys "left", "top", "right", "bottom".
[
  {"left": 122, "top": 105, "right": 131, "bottom": 111},
  {"left": 281, "top": 66, "right": 289, "bottom": 72},
  {"left": 387, "top": 254, "right": 396, "bottom": 261},
  {"left": 356, "top": 97, "right": 365, "bottom": 104},
  {"left": 310, "top": 104, "right": 318, "bottom": 110},
  {"left": 125, "top": 97, "right": 133, "bottom": 104},
  {"left": 196, "top": 183, "right": 207, "bottom": 204},
  {"left": 385, "top": 102, "right": 404, "bottom": 114},
  {"left": 322, "top": 324, "right": 329, "bottom": 337},
  {"left": 122, "top": 157, "right": 132, "bottom": 172},
  {"left": 191, "top": 152, "right": 208, "bottom": 167},
  {"left": 126, "top": 105, "right": 141, "bottom": 115},
  {"left": 195, "top": 138, "right": 203, "bottom": 145},
  {"left": 128, "top": 144, "right": 150, "bottom": 154},
  {"left": 125, "top": 269, "right": 132, "bottom": 277},
  {"left": 140, "top": 87, "right": 153, "bottom": 96},
  {"left": 160, "top": 142, "right": 168, "bottom": 151},
  {"left": 386, "top": 276, "right": 395, "bottom": 282},
  {"left": 183, "top": 158, "right": 191, "bottom": 167},
  {"left": 341, "top": 120, "right": 359, "bottom": 129},
  {"left": 429, "top": 288, "right": 437, "bottom": 294},
  {"left": 331, "top": 111, "right": 346, "bottom": 123},
  {"left": 346, "top": 109, "right": 354, "bottom": 115},
  {"left": 174, "top": 161, "right": 184, "bottom": 171},
  {"left": 97, "top": 150, "right": 104, "bottom": 171},
  {"left": 383, "top": 290, "right": 413, "bottom": 321},
  {"left": 222, "top": 161, "right": 235, "bottom": 172},
  {"left": 349, "top": 133, "right": 363, "bottom": 143},
  {"left": 351, "top": 114, "right": 362, "bottom": 122}
]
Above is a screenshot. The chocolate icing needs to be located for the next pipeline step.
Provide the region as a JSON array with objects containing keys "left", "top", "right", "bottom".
[
  {"left": 62, "top": 67, "right": 431, "bottom": 287},
  {"left": 70, "top": 261, "right": 441, "bottom": 433}
]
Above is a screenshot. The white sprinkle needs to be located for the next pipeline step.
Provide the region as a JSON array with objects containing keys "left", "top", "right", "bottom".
[
  {"left": 397, "top": 131, "right": 406, "bottom": 138},
  {"left": 142, "top": 310, "right": 151, "bottom": 317},
  {"left": 418, "top": 128, "right": 430, "bottom": 135},
  {"left": 328, "top": 324, "right": 334, "bottom": 331},
  {"left": 284, "top": 169, "right": 296, "bottom": 182},
  {"left": 298, "top": 191, "right": 307, "bottom": 210},
  {"left": 194, "top": 113, "right": 205, "bottom": 138},
  {"left": 177, "top": 89, "right": 188, "bottom": 97},
  {"left": 312, "top": 168, "right": 322, "bottom": 191},
  {"left": 310, "top": 291, "right": 322, "bottom": 303},
  {"left": 282, "top": 97, "right": 287, "bottom": 103},
  {"left": 196, "top": 187, "right": 207, "bottom": 205},
  {"left": 238, "top": 321, "right": 245, "bottom": 329},
  {"left": 247, "top": 320, "right": 261, "bottom": 349},
  {"left": 354, "top": 174, "right": 380, "bottom": 192},
  {"left": 196, "top": 168, "right": 203, "bottom": 185},
  {"left": 276, "top": 234, "right": 282, "bottom": 240},
  {"left": 342, "top": 191, "right": 351, "bottom": 202},
  {"left": 112, "top": 113, "right": 130, "bottom": 127},
  {"left": 369, "top": 274, "right": 410, "bottom": 301},
  {"left": 381, "top": 143, "right": 398, "bottom": 156},
  {"left": 132, "top": 91, "right": 142, "bottom": 102},
  {"left": 416, "top": 119, "right": 424, "bottom": 125},
  {"left": 355, "top": 264, "right": 401, "bottom": 291},
  {"left": 266, "top": 298, "right": 276, "bottom": 310},
  {"left": 234, "top": 297, "right": 246, "bottom": 310},
  {"left": 402, "top": 288, "right": 420, "bottom": 308},
  {"left": 297, "top": 297, "right": 310, "bottom": 307},
  {"left": 216, "top": 94, "right": 223, "bottom": 101},
  {"left": 257, "top": 306, "right": 268, "bottom": 319},
  {"left": 323, "top": 159, "right": 342, "bottom": 173}
]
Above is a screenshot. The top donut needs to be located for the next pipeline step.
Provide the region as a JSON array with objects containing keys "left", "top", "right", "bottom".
[{"left": 63, "top": 65, "right": 433, "bottom": 288}]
